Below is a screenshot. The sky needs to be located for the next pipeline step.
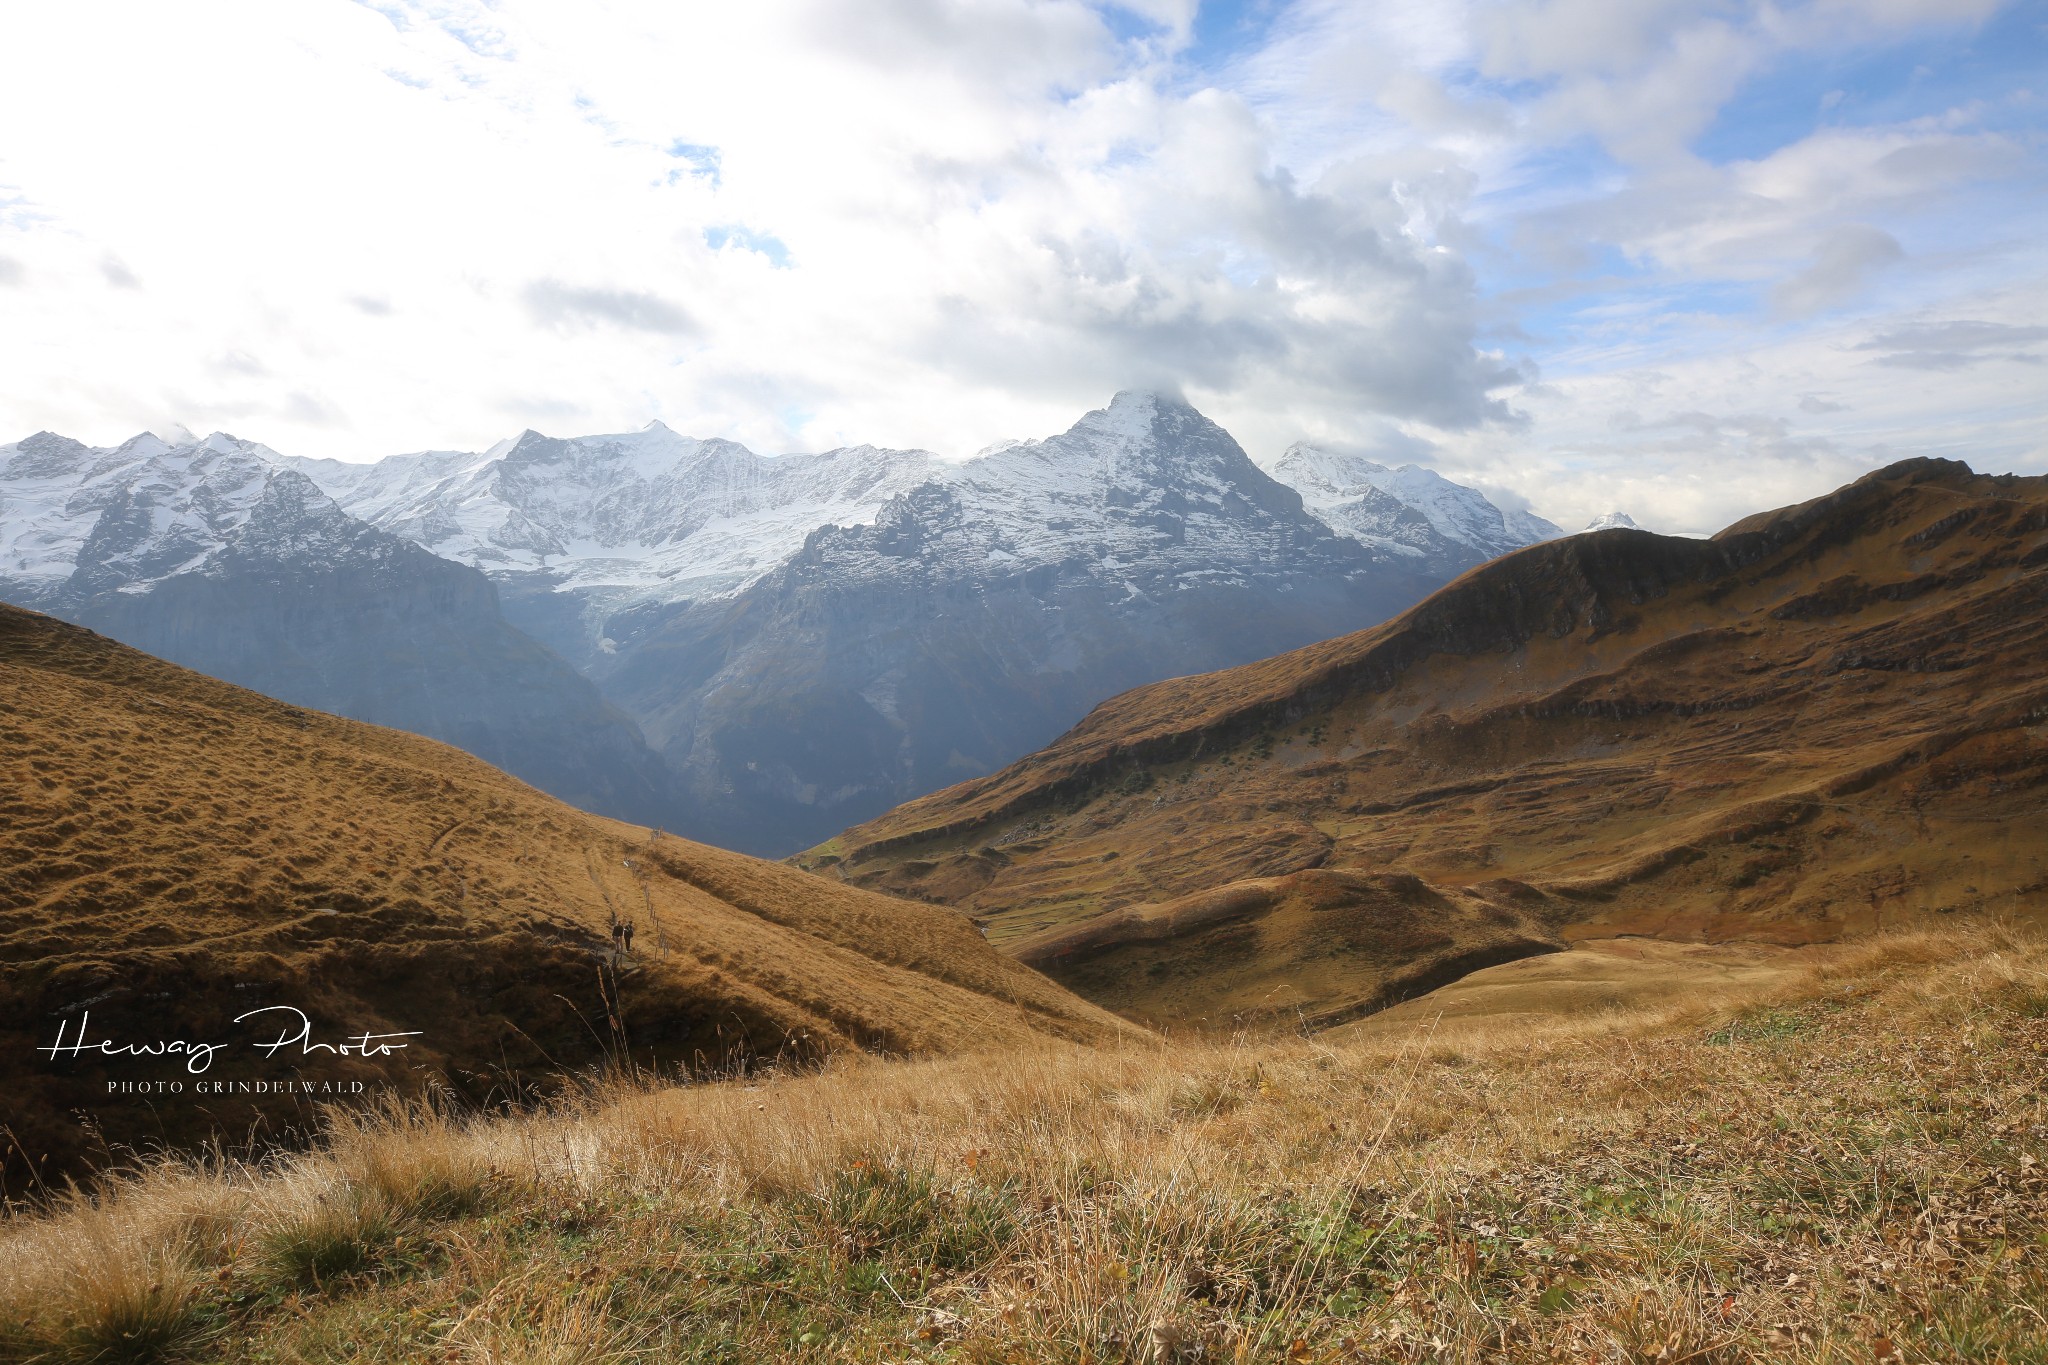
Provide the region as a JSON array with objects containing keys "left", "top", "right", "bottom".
[{"left": 0, "top": 0, "right": 2042, "bottom": 534}]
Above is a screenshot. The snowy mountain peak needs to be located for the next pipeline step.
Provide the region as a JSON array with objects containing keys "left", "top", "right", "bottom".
[
  {"left": 1272, "top": 442, "right": 1393, "bottom": 496},
  {"left": 114, "top": 431, "right": 175, "bottom": 461},
  {"left": 287, "top": 422, "right": 946, "bottom": 608},
  {"left": 4, "top": 432, "right": 94, "bottom": 479},
  {"left": 278, "top": 394, "right": 1565, "bottom": 642},
  {"left": 1266, "top": 442, "right": 1561, "bottom": 563},
  {"left": 1101, "top": 386, "right": 1205, "bottom": 422},
  {"left": 501, "top": 429, "right": 562, "bottom": 462},
  {"left": 1091, "top": 387, "right": 1176, "bottom": 427},
  {"left": 1026, "top": 388, "right": 1266, "bottom": 499},
  {"left": 1584, "top": 511, "right": 1642, "bottom": 532},
  {"left": 0, "top": 430, "right": 352, "bottom": 598},
  {"left": 802, "top": 393, "right": 1333, "bottom": 600}
]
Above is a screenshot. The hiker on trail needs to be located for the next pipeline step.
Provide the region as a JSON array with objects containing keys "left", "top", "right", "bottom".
[{"left": 622, "top": 923, "right": 635, "bottom": 953}]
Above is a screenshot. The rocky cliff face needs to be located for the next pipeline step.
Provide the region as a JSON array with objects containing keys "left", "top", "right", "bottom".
[{"left": 0, "top": 430, "right": 685, "bottom": 826}]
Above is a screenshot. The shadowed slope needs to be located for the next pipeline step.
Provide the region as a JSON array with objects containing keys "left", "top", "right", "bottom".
[
  {"left": 814, "top": 458, "right": 2048, "bottom": 1024},
  {"left": 0, "top": 605, "right": 1129, "bottom": 1186}
]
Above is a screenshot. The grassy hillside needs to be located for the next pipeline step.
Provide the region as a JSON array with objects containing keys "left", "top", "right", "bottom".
[
  {"left": 812, "top": 459, "right": 2048, "bottom": 1026},
  {"left": 0, "top": 924, "right": 2040, "bottom": 1363},
  {"left": 0, "top": 604, "right": 1128, "bottom": 1190}
]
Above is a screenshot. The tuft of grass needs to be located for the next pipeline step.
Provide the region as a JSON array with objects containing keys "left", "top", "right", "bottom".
[
  {"left": 0, "top": 1199, "right": 214, "bottom": 1365},
  {"left": 2001, "top": 980, "right": 2048, "bottom": 1019},
  {"left": 441, "top": 1292, "right": 648, "bottom": 1364},
  {"left": 807, "top": 1162, "right": 1016, "bottom": 1274},
  {"left": 255, "top": 1186, "right": 397, "bottom": 1287},
  {"left": 1705, "top": 1003, "right": 1807, "bottom": 1045},
  {"left": 328, "top": 1100, "right": 515, "bottom": 1224},
  {"left": 50, "top": 1270, "right": 203, "bottom": 1365}
]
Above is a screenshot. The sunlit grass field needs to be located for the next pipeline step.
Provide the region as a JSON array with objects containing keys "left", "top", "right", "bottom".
[{"left": 3, "top": 924, "right": 2043, "bottom": 1363}]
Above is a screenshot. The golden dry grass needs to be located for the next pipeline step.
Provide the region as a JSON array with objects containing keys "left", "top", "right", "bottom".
[
  {"left": 1, "top": 921, "right": 2041, "bottom": 1363},
  {"left": 1346, "top": 938, "right": 1822, "bottom": 1040},
  {"left": 0, "top": 604, "right": 1127, "bottom": 1189}
]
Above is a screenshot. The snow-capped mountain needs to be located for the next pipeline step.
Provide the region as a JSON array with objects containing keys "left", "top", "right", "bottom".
[
  {"left": 920, "top": 391, "right": 1357, "bottom": 576},
  {"left": 8, "top": 396, "right": 1562, "bottom": 855},
  {"left": 289, "top": 425, "right": 942, "bottom": 668},
  {"left": 1584, "top": 511, "right": 1643, "bottom": 532},
  {"left": 0, "top": 430, "right": 686, "bottom": 826},
  {"left": 293, "top": 402, "right": 1556, "bottom": 685},
  {"left": 1266, "top": 443, "right": 1562, "bottom": 563},
  {"left": 595, "top": 392, "right": 1456, "bottom": 852},
  {"left": 1, "top": 431, "right": 292, "bottom": 596}
]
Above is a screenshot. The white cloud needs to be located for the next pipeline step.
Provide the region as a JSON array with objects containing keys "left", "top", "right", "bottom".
[
  {"left": 1772, "top": 224, "right": 1905, "bottom": 315},
  {"left": 0, "top": 0, "right": 2037, "bottom": 542},
  {"left": 521, "top": 281, "right": 699, "bottom": 338},
  {"left": 0, "top": 0, "right": 1524, "bottom": 459},
  {"left": 1426, "top": 273, "right": 2048, "bottom": 535}
]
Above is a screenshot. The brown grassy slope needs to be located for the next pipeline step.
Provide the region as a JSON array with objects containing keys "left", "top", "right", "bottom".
[
  {"left": 1346, "top": 937, "right": 1824, "bottom": 1038},
  {"left": 1, "top": 925, "right": 2041, "bottom": 1364},
  {"left": 812, "top": 459, "right": 2048, "bottom": 1024},
  {"left": 0, "top": 604, "right": 1129, "bottom": 1188}
]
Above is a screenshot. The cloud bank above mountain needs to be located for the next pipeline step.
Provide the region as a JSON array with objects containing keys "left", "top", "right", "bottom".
[{"left": 0, "top": 0, "right": 2040, "bottom": 533}]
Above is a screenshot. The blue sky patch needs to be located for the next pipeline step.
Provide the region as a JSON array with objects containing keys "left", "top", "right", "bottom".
[
  {"left": 667, "top": 142, "right": 722, "bottom": 188},
  {"left": 1696, "top": 6, "right": 2048, "bottom": 164},
  {"left": 705, "top": 226, "right": 791, "bottom": 269}
]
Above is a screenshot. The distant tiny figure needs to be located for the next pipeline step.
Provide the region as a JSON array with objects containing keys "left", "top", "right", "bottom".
[{"left": 621, "top": 923, "right": 635, "bottom": 953}]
